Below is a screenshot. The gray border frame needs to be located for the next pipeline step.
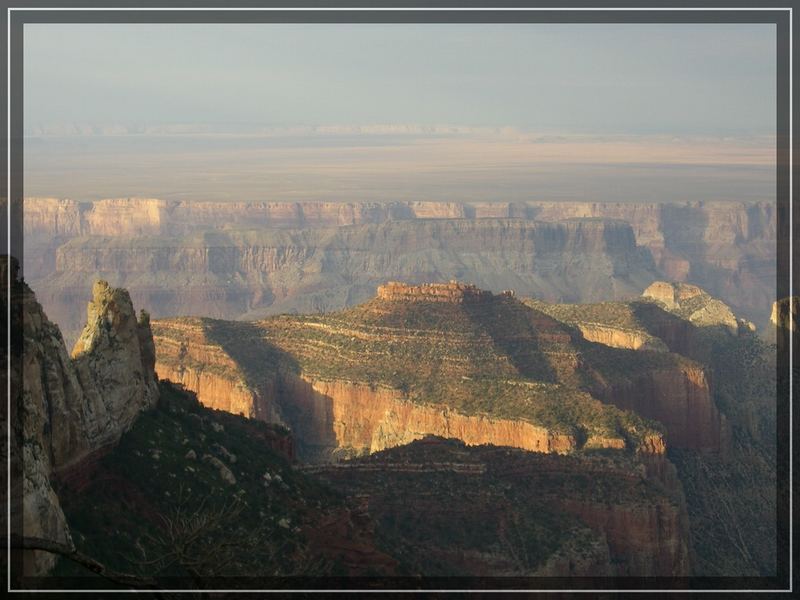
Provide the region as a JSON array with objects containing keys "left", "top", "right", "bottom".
[{"left": 3, "top": 1, "right": 795, "bottom": 594}]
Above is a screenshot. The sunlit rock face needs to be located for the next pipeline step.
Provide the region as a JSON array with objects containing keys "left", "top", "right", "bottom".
[
  {"left": 10, "top": 266, "right": 158, "bottom": 575},
  {"left": 771, "top": 296, "right": 798, "bottom": 332},
  {"left": 68, "top": 280, "right": 159, "bottom": 463}
]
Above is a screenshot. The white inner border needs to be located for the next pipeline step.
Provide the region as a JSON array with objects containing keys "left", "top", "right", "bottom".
[{"left": 5, "top": 5, "right": 794, "bottom": 595}]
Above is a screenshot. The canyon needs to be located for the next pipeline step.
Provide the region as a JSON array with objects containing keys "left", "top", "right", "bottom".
[
  {"left": 10, "top": 272, "right": 776, "bottom": 579},
  {"left": 152, "top": 281, "right": 732, "bottom": 459},
  {"left": 10, "top": 274, "right": 698, "bottom": 579},
  {"left": 22, "top": 198, "right": 776, "bottom": 347},
  {"left": 315, "top": 438, "right": 690, "bottom": 577},
  {"left": 7, "top": 262, "right": 159, "bottom": 576}
]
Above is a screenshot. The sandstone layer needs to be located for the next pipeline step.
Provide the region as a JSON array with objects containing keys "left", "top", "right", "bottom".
[
  {"left": 279, "top": 377, "right": 578, "bottom": 461},
  {"left": 33, "top": 217, "right": 658, "bottom": 346}
]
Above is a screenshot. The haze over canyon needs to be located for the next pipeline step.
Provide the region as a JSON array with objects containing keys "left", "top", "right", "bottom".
[
  {"left": 23, "top": 196, "right": 776, "bottom": 349},
  {"left": 13, "top": 20, "right": 784, "bottom": 588}
]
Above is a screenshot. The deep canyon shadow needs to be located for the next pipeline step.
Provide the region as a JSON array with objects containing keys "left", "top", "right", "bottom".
[{"left": 202, "top": 319, "right": 339, "bottom": 461}]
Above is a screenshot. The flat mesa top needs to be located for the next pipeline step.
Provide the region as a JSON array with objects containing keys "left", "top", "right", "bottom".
[{"left": 376, "top": 281, "right": 501, "bottom": 304}]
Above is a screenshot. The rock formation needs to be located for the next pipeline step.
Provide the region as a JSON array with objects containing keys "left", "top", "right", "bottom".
[
  {"left": 524, "top": 284, "right": 755, "bottom": 452},
  {"left": 642, "top": 281, "right": 751, "bottom": 334},
  {"left": 153, "top": 283, "right": 707, "bottom": 461},
  {"left": 277, "top": 378, "right": 581, "bottom": 461},
  {"left": 771, "top": 296, "right": 798, "bottom": 331},
  {"left": 24, "top": 198, "right": 776, "bottom": 343},
  {"left": 32, "top": 217, "right": 659, "bottom": 347},
  {"left": 315, "top": 438, "right": 690, "bottom": 576},
  {"left": 589, "top": 362, "right": 728, "bottom": 452},
  {"left": 153, "top": 281, "right": 738, "bottom": 456},
  {"left": 67, "top": 281, "right": 160, "bottom": 465},
  {"left": 377, "top": 281, "right": 495, "bottom": 304},
  {"left": 9, "top": 267, "right": 159, "bottom": 575}
]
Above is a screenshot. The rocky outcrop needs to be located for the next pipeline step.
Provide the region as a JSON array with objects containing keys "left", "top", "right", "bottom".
[
  {"left": 574, "top": 323, "right": 668, "bottom": 352},
  {"left": 11, "top": 269, "right": 74, "bottom": 575},
  {"left": 591, "top": 362, "right": 727, "bottom": 452},
  {"left": 642, "top": 281, "right": 753, "bottom": 334},
  {"left": 771, "top": 296, "right": 798, "bottom": 331},
  {"left": 63, "top": 281, "right": 159, "bottom": 466},
  {"left": 24, "top": 197, "right": 776, "bottom": 333},
  {"left": 30, "top": 217, "right": 660, "bottom": 346},
  {"left": 377, "top": 281, "right": 495, "bottom": 304},
  {"left": 642, "top": 281, "right": 703, "bottom": 310},
  {"left": 11, "top": 271, "right": 159, "bottom": 575}
]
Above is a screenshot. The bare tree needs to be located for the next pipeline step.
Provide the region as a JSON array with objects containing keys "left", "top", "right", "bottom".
[
  {"left": 126, "top": 485, "right": 332, "bottom": 581},
  {"left": 6, "top": 534, "right": 157, "bottom": 589},
  {"left": 497, "top": 513, "right": 537, "bottom": 574}
]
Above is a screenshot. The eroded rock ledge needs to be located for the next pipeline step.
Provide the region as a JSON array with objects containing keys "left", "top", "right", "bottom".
[{"left": 377, "top": 281, "right": 498, "bottom": 304}]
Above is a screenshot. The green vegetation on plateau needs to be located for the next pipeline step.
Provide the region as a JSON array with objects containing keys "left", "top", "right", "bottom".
[{"left": 177, "top": 293, "right": 667, "bottom": 450}]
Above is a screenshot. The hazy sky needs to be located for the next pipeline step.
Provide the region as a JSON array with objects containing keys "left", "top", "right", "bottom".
[{"left": 24, "top": 23, "right": 776, "bottom": 135}]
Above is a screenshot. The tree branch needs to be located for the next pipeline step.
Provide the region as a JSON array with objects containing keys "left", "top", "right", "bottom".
[{"left": 6, "top": 534, "right": 158, "bottom": 589}]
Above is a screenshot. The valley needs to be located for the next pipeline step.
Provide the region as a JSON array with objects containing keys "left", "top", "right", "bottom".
[
  {"left": 22, "top": 198, "right": 776, "bottom": 348},
  {"left": 9, "top": 264, "right": 778, "bottom": 582}
]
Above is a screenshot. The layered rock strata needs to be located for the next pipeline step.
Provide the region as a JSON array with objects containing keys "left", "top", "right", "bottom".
[
  {"left": 24, "top": 198, "right": 776, "bottom": 334},
  {"left": 152, "top": 283, "right": 686, "bottom": 462},
  {"left": 278, "top": 377, "right": 579, "bottom": 461},
  {"left": 315, "top": 439, "right": 690, "bottom": 576},
  {"left": 34, "top": 217, "right": 659, "bottom": 346},
  {"left": 523, "top": 283, "right": 747, "bottom": 452}
]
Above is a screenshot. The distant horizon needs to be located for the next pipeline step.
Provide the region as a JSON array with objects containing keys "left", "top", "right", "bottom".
[
  {"left": 24, "top": 129, "right": 775, "bottom": 204},
  {"left": 25, "top": 23, "right": 776, "bottom": 136},
  {"left": 24, "top": 23, "right": 777, "bottom": 204},
  {"left": 22, "top": 122, "right": 780, "bottom": 139}
]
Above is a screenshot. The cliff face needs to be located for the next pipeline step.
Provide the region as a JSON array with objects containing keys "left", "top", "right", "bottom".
[
  {"left": 37, "top": 218, "right": 658, "bottom": 348},
  {"left": 590, "top": 363, "right": 727, "bottom": 452},
  {"left": 12, "top": 271, "right": 74, "bottom": 575},
  {"left": 314, "top": 439, "right": 690, "bottom": 576},
  {"left": 278, "top": 377, "right": 578, "bottom": 461},
  {"left": 24, "top": 198, "right": 775, "bottom": 334},
  {"left": 524, "top": 286, "right": 742, "bottom": 452},
  {"left": 572, "top": 323, "right": 668, "bottom": 352},
  {"left": 151, "top": 318, "right": 285, "bottom": 423},
  {"left": 10, "top": 270, "right": 159, "bottom": 575}
]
